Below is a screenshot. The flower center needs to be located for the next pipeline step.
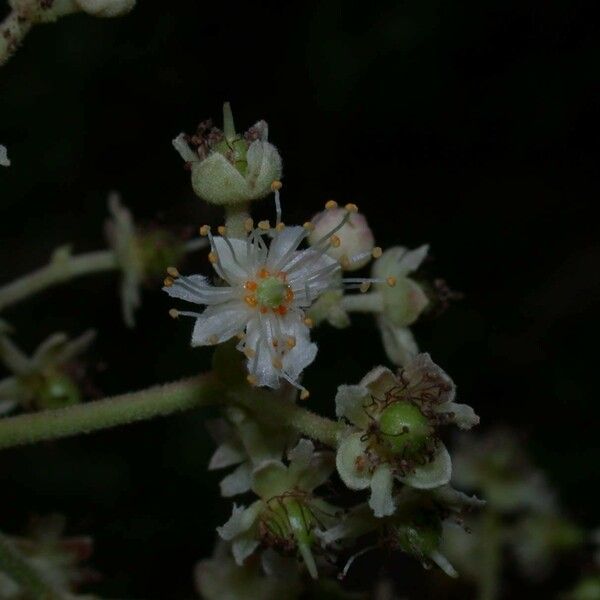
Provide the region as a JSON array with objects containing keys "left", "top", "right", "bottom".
[
  {"left": 378, "top": 401, "right": 433, "bottom": 456},
  {"left": 257, "top": 276, "right": 287, "bottom": 308}
]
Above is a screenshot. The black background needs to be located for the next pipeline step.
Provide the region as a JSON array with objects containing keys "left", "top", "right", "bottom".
[{"left": 1, "top": 1, "right": 598, "bottom": 597}]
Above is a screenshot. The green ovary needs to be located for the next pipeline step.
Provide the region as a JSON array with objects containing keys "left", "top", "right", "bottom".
[
  {"left": 257, "top": 277, "right": 286, "bottom": 308},
  {"left": 378, "top": 401, "right": 432, "bottom": 456}
]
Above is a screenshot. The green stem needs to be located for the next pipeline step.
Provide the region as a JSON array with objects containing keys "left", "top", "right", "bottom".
[
  {"left": 0, "top": 249, "right": 117, "bottom": 313},
  {"left": 233, "top": 389, "right": 344, "bottom": 448},
  {"left": 478, "top": 510, "right": 501, "bottom": 600},
  {"left": 0, "top": 531, "right": 68, "bottom": 599},
  {"left": 0, "top": 374, "right": 344, "bottom": 451},
  {"left": 224, "top": 203, "right": 251, "bottom": 238},
  {"left": 0, "top": 239, "right": 206, "bottom": 314},
  {"left": 341, "top": 292, "right": 383, "bottom": 314},
  {"left": 0, "top": 375, "right": 222, "bottom": 450}
]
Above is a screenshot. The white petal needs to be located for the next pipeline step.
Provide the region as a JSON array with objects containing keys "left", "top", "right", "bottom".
[
  {"left": 212, "top": 237, "right": 253, "bottom": 283},
  {"left": 265, "top": 226, "right": 306, "bottom": 270},
  {"left": 220, "top": 462, "right": 253, "bottom": 497},
  {"left": 296, "top": 452, "right": 335, "bottom": 492},
  {"left": 163, "top": 275, "right": 235, "bottom": 305},
  {"left": 377, "top": 316, "right": 419, "bottom": 366},
  {"left": 335, "top": 432, "right": 372, "bottom": 490},
  {"left": 232, "top": 535, "right": 260, "bottom": 565},
  {"left": 287, "top": 250, "right": 339, "bottom": 296},
  {"left": 191, "top": 302, "right": 250, "bottom": 346},
  {"left": 208, "top": 442, "right": 245, "bottom": 470},
  {"left": 280, "top": 314, "right": 317, "bottom": 383},
  {"left": 360, "top": 365, "right": 399, "bottom": 402},
  {"left": 245, "top": 140, "right": 282, "bottom": 199},
  {"left": 429, "top": 550, "right": 458, "bottom": 578},
  {"left": 287, "top": 438, "right": 315, "bottom": 470},
  {"left": 368, "top": 464, "right": 396, "bottom": 518},
  {"left": 0, "top": 145, "right": 10, "bottom": 167},
  {"left": 243, "top": 315, "right": 280, "bottom": 388},
  {"left": 334, "top": 384, "right": 370, "bottom": 428},
  {"left": 373, "top": 245, "right": 429, "bottom": 279},
  {"left": 434, "top": 402, "right": 479, "bottom": 430},
  {"left": 217, "top": 501, "right": 262, "bottom": 541},
  {"left": 398, "top": 442, "right": 452, "bottom": 489}
]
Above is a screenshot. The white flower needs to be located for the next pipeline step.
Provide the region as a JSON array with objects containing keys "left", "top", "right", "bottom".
[{"left": 164, "top": 210, "right": 353, "bottom": 392}]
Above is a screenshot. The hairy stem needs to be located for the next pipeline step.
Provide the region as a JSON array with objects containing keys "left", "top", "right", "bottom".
[
  {"left": 0, "top": 531, "right": 68, "bottom": 599},
  {"left": 341, "top": 292, "right": 383, "bottom": 314},
  {"left": 0, "top": 374, "right": 344, "bottom": 451},
  {"left": 0, "top": 239, "right": 205, "bottom": 313},
  {"left": 233, "top": 389, "right": 344, "bottom": 448},
  {"left": 0, "top": 375, "right": 222, "bottom": 450},
  {"left": 224, "top": 203, "right": 251, "bottom": 238}
]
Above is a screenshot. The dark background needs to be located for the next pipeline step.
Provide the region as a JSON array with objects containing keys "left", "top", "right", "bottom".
[{"left": 1, "top": 1, "right": 598, "bottom": 597}]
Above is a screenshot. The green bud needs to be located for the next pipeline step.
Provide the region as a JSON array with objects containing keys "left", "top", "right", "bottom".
[
  {"left": 378, "top": 401, "right": 433, "bottom": 456},
  {"left": 393, "top": 510, "right": 442, "bottom": 560},
  {"left": 36, "top": 372, "right": 81, "bottom": 409}
]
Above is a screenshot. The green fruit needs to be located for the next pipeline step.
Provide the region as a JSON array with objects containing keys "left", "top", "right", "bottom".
[{"left": 378, "top": 401, "right": 432, "bottom": 455}]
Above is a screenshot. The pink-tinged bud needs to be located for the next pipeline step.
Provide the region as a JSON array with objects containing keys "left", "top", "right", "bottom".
[{"left": 308, "top": 207, "right": 375, "bottom": 270}]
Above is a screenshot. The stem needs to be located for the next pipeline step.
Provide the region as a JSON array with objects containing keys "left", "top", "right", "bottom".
[
  {"left": 0, "top": 375, "right": 222, "bottom": 450},
  {"left": 233, "top": 389, "right": 344, "bottom": 448},
  {"left": 0, "top": 249, "right": 117, "bottom": 313},
  {"left": 477, "top": 510, "right": 501, "bottom": 600},
  {"left": 0, "top": 531, "right": 68, "bottom": 599},
  {"left": 341, "top": 292, "right": 383, "bottom": 314},
  {"left": 224, "top": 203, "right": 251, "bottom": 238},
  {"left": 0, "top": 10, "right": 32, "bottom": 67}
]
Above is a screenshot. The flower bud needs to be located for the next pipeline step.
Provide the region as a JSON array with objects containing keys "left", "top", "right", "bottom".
[
  {"left": 35, "top": 371, "right": 81, "bottom": 409},
  {"left": 174, "top": 103, "right": 282, "bottom": 206},
  {"left": 308, "top": 207, "right": 374, "bottom": 270},
  {"left": 392, "top": 510, "right": 442, "bottom": 560},
  {"left": 77, "top": 0, "right": 136, "bottom": 17}
]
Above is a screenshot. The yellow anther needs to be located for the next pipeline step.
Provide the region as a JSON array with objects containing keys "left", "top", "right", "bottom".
[
  {"left": 199, "top": 225, "right": 211, "bottom": 237},
  {"left": 271, "top": 180, "right": 283, "bottom": 191},
  {"left": 168, "top": 308, "right": 179, "bottom": 319},
  {"left": 304, "top": 317, "right": 314, "bottom": 328},
  {"left": 303, "top": 221, "right": 315, "bottom": 231},
  {"left": 236, "top": 332, "right": 246, "bottom": 340},
  {"left": 359, "top": 282, "right": 371, "bottom": 293},
  {"left": 372, "top": 247, "right": 383, "bottom": 258},
  {"left": 340, "top": 255, "right": 351, "bottom": 269},
  {"left": 207, "top": 335, "right": 218, "bottom": 345},
  {"left": 166, "top": 266, "right": 180, "bottom": 278},
  {"left": 208, "top": 252, "right": 218, "bottom": 263},
  {"left": 345, "top": 203, "right": 358, "bottom": 213},
  {"left": 244, "top": 295, "right": 258, "bottom": 307},
  {"left": 247, "top": 374, "right": 257, "bottom": 386},
  {"left": 286, "top": 336, "right": 297, "bottom": 349},
  {"left": 272, "top": 357, "right": 283, "bottom": 370},
  {"left": 276, "top": 222, "right": 286, "bottom": 231},
  {"left": 163, "top": 276, "right": 174, "bottom": 287},
  {"left": 300, "top": 389, "right": 310, "bottom": 400},
  {"left": 330, "top": 235, "right": 341, "bottom": 248},
  {"left": 325, "top": 200, "right": 338, "bottom": 210},
  {"left": 258, "top": 220, "right": 271, "bottom": 230},
  {"left": 217, "top": 225, "right": 227, "bottom": 235},
  {"left": 244, "top": 348, "right": 256, "bottom": 358},
  {"left": 386, "top": 276, "right": 397, "bottom": 287},
  {"left": 244, "top": 218, "right": 254, "bottom": 232}
]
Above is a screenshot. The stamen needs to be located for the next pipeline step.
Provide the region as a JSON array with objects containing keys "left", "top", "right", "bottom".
[
  {"left": 345, "top": 203, "right": 359, "bottom": 212},
  {"left": 272, "top": 183, "right": 282, "bottom": 226},
  {"left": 286, "top": 336, "right": 296, "bottom": 349},
  {"left": 330, "top": 235, "right": 341, "bottom": 248},
  {"left": 247, "top": 374, "right": 257, "bottom": 386},
  {"left": 166, "top": 266, "right": 180, "bottom": 278},
  {"left": 272, "top": 356, "right": 283, "bottom": 370},
  {"left": 208, "top": 252, "right": 218, "bottom": 263},
  {"left": 303, "top": 222, "right": 315, "bottom": 231},
  {"left": 236, "top": 332, "right": 246, "bottom": 340},
  {"left": 300, "top": 389, "right": 310, "bottom": 400},
  {"left": 244, "top": 348, "right": 256, "bottom": 358},
  {"left": 386, "top": 276, "right": 397, "bottom": 287},
  {"left": 199, "top": 225, "right": 211, "bottom": 237},
  {"left": 217, "top": 225, "right": 227, "bottom": 235},
  {"left": 325, "top": 200, "right": 338, "bottom": 210},
  {"left": 245, "top": 295, "right": 258, "bottom": 307},
  {"left": 372, "top": 247, "right": 383, "bottom": 258},
  {"left": 258, "top": 220, "right": 271, "bottom": 231},
  {"left": 244, "top": 218, "right": 254, "bottom": 233},
  {"left": 245, "top": 281, "right": 258, "bottom": 291},
  {"left": 168, "top": 308, "right": 179, "bottom": 319},
  {"left": 304, "top": 317, "right": 314, "bottom": 328},
  {"left": 207, "top": 335, "right": 218, "bottom": 345},
  {"left": 164, "top": 276, "right": 175, "bottom": 287},
  {"left": 276, "top": 222, "right": 285, "bottom": 231},
  {"left": 271, "top": 180, "right": 283, "bottom": 191}
]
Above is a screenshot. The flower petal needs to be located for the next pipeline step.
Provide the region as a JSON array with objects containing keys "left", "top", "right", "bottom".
[
  {"left": 217, "top": 501, "right": 262, "bottom": 541},
  {"left": 279, "top": 313, "right": 317, "bottom": 384},
  {"left": 368, "top": 463, "right": 396, "bottom": 517},
  {"left": 245, "top": 140, "right": 282, "bottom": 199},
  {"left": 212, "top": 237, "right": 253, "bottom": 284},
  {"left": 220, "top": 462, "right": 253, "bottom": 497},
  {"left": 243, "top": 315, "right": 280, "bottom": 388},
  {"left": 377, "top": 317, "right": 419, "bottom": 366},
  {"left": 434, "top": 402, "right": 479, "bottom": 430},
  {"left": 163, "top": 275, "right": 235, "bottom": 305},
  {"left": 334, "top": 384, "right": 370, "bottom": 428},
  {"left": 373, "top": 245, "right": 429, "bottom": 279},
  {"left": 360, "top": 365, "right": 399, "bottom": 402},
  {"left": 192, "top": 153, "right": 249, "bottom": 205},
  {"left": 208, "top": 442, "right": 245, "bottom": 470},
  {"left": 191, "top": 302, "right": 249, "bottom": 346},
  {"left": 251, "top": 460, "right": 293, "bottom": 498},
  {"left": 266, "top": 226, "right": 307, "bottom": 270},
  {"left": 232, "top": 534, "right": 260, "bottom": 566},
  {"left": 398, "top": 442, "right": 452, "bottom": 489},
  {"left": 335, "top": 432, "right": 372, "bottom": 490}
]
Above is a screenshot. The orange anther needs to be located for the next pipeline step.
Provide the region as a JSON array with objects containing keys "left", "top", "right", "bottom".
[
  {"left": 244, "top": 295, "right": 258, "bottom": 307},
  {"left": 258, "top": 268, "right": 269, "bottom": 279},
  {"left": 245, "top": 280, "right": 258, "bottom": 291}
]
